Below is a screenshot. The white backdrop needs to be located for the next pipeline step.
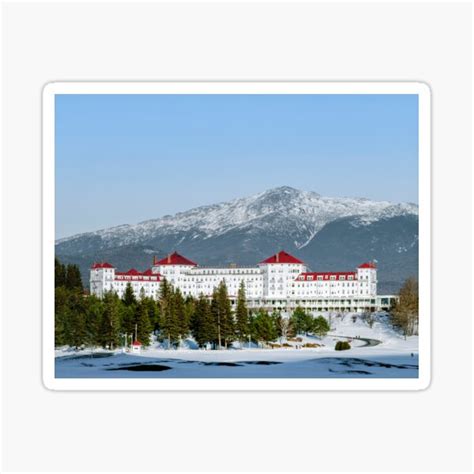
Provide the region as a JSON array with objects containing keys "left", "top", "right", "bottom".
[{"left": 1, "top": 2, "right": 472, "bottom": 472}]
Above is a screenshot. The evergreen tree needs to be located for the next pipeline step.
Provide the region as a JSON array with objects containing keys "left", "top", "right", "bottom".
[
  {"left": 290, "top": 306, "right": 313, "bottom": 335},
  {"left": 62, "top": 289, "right": 88, "bottom": 347},
  {"left": 54, "top": 286, "right": 69, "bottom": 346},
  {"left": 219, "top": 281, "right": 235, "bottom": 348},
  {"left": 120, "top": 303, "right": 136, "bottom": 343},
  {"left": 159, "top": 279, "right": 180, "bottom": 347},
  {"left": 235, "top": 281, "right": 249, "bottom": 342},
  {"left": 84, "top": 295, "right": 104, "bottom": 347},
  {"left": 247, "top": 311, "right": 256, "bottom": 346},
  {"left": 65, "top": 264, "right": 83, "bottom": 291},
  {"left": 55, "top": 258, "right": 88, "bottom": 346},
  {"left": 250, "top": 309, "right": 278, "bottom": 346},
  {"left": 122, "top": 282, "right": 136, "bottom": 306},
  {"left": 99, "top": 291, "right": 121, "bottom": 349},
  {"left": 211, "top": 281, "right": 234, "bottom": 348},
  {"left": 55, "top": 310, "right": 66, "bottom": 346},
  {"left": 312, "top": 315, "right": 330, "bottom": 338},
  {"left": 135, "top": 298, "right": 152, "bottom": 346},
  {"left": 189, "top": 297, "right": 200, "bottom": 345},
  {"left": 55, "top": 258, "right": 66, "bottom": 288},
  {"left": 391, "top": 277, "right": 419, "bottom": 338},
  {"left": 174, "top": 289, "right": 189, "bottom": 342},
  {"left": 191, "top": 295, "right": 216, "bottom": 348},
  {"left": 183, "top": 296, "right": 195, "bottom": 339},
  {"left": 144, "top": 296, "right": 160, "bottom": 333},
  {"left": 210, "top": 289, "right": 221, "bottom": 348}
]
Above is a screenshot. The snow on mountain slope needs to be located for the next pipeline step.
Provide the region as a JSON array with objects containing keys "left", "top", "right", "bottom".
[{"left": 56, "top": 186, "right": 418, "bottom": 250}]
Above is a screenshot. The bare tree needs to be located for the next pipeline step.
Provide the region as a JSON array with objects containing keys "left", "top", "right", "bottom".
[
  {"left": 391, "top": 277, "right": 419, "bottom": 338},
  {"left": 276, "top": 314, "right": 294, "bottom": 343}
]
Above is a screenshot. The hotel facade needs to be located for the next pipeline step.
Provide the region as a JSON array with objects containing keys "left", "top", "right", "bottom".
[{"left": 90, "top": 250, "right": 396, "bottom": 313}]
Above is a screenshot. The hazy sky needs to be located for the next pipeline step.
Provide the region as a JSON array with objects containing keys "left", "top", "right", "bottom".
[{"left": 55, "top": 93, "right": 418, "bottom": 239}]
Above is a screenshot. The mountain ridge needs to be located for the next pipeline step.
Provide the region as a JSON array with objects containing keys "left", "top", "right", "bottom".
[{"left": 56, "top": 186, "right": 418, "bottom": 247}]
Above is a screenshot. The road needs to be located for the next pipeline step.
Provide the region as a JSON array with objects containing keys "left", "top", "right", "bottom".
[{"left": 327, "top": 334, "right": 382, "bottom": 347}]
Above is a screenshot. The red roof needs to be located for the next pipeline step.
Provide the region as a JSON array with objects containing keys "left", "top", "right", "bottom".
[
  {"left": 91, "top": 262, "right": 114, "bottom": 269},
  {"left": 358, "top": 262, "right": 377, "bottom": 269},
  {"left": 132, "top": 340, "right": 141, "bottom": 346},
  {"left": 155, "top": 252, "right": 197, "bottom": 266},
  {"left": 125, "top": 268, "right": 140, "bottom": 275},
  {"left": 297, "top": 272, "right": 357, "bottom": 281},
  {"left": 260, "top": 250, "right": 304, "bottom": 265},
  {"left": 115, "top": 269, "right": 161, "bottom": 281}
]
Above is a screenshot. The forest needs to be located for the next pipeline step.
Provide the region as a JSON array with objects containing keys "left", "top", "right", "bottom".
[
  {"left": 55, "top": 258, "right": 418, "bottom": 350},
  {"left": 55, "top": 258, "right": 331, "bottom": 350}
]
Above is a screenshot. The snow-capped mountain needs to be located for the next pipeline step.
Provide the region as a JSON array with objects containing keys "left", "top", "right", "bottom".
[
  {"left": 56, "top": 186, "right": 419, "bottom": 293},
  {"left": 57, "top": 186, "right": 417, "bottom": 251}
]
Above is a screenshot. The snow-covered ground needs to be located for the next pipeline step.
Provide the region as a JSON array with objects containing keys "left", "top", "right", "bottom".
[{"left": 55, "top": 313, "right": 419, "bottom": 379}]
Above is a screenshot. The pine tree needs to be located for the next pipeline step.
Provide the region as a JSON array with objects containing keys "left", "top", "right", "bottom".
[
  {"left": 211, "top": 281, "right": 234, "bottom": 349},
  {"left": 174, "top": 289, "right": 189, "bottom": 342},
  {"left": 312, "top": 316, "right": 330, "bottom": 338},
  {"left": 210, "top": 288, "right": 221, "bottom": 348},
  {"left": 61, "top": 289, "right": 88, "bottom": 347},
  {"left": 100, "top": 292, "right": 121, "bottom": 349},
  {"left": 220, "top": 281, "right": 235, "bottom": 348},
  {"left": 55, "top": 311, "right": 66, "bottom": 346},
  {"left": 183, "top": 296, "right": 195, "bottom": 339},
  {"left": 65, "top": 264, "right": 83, "bottom": 291},
  {"left": 55, "top": 258, "right": 66, "bottom": 288},
  {"left": 120, "top": 303, "right": 135, "bottom": 343},
  {"left": 84, "top": 295, "right": 104, "bottom": 347},
  {"left": 290, "top": 306, "right": 313, "bottom": 335},
  {"left": 251, "top": 309, "right": 278, "bottom": 346},
  {"left": 144, "top": 297, "right": 160, "bottom": 333},
  {"left": 235, "top": 281, "right": 249, "bottom": 343},
  {"left": 122, "top": 282, "right": 136, "bottom": 306},
  {"left": 159, "top": 279, "right": 180, "bottom": 347},
  {"left": 55, "top": 286, "right": 69, "bottom": 346},
  {"left": 135, "top": 299, "right": 152, "bottom": 346},
  {"left": 191, "top": 295, "right": 216, "bottom": 348},
  {"left": 190, "top": 297, "right": 200, "bottom": 345},
  {"left": 55, "top": 258, "right": 88, "bottom": 347}
]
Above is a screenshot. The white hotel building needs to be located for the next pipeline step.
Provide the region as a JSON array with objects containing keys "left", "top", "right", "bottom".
[{"left": 90, "top": 250, "right": 396, "bottom": 313}]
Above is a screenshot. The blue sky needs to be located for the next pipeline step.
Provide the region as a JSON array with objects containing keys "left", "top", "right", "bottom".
[{"left": 56, "top": 93, "right": 418, "bottom": 239}]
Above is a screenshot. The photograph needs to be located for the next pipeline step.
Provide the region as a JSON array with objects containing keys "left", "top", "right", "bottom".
[
  {"left": 5, "top": 1, "right": 472, "bottom": 471},
  {"left": 44, "top": 82, "right": 429, "bottom": 389}
]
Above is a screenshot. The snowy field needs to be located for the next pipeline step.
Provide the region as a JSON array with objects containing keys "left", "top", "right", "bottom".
[{"left": 55, "top": 314, "right": 419, "bottom": 379}]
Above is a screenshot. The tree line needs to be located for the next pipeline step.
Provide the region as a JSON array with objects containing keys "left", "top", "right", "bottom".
[
  {"left": 55, "top": 259, "right": 156, "bottom": 349},
  {"left": 54, "top": 258, "right": 331, "bottom": 350}
]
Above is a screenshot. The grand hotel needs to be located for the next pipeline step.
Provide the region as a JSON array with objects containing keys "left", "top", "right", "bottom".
[{"left": 90, "top": 250, "right": 396, "bottom": 313}]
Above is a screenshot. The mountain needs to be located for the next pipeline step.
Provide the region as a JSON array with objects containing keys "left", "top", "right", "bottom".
[
  {"left": 297, "top": 214, "right": 418, "bottom": 294},
  {"left": 55, "top": 186, "right": 418, "bottom": 293}
]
